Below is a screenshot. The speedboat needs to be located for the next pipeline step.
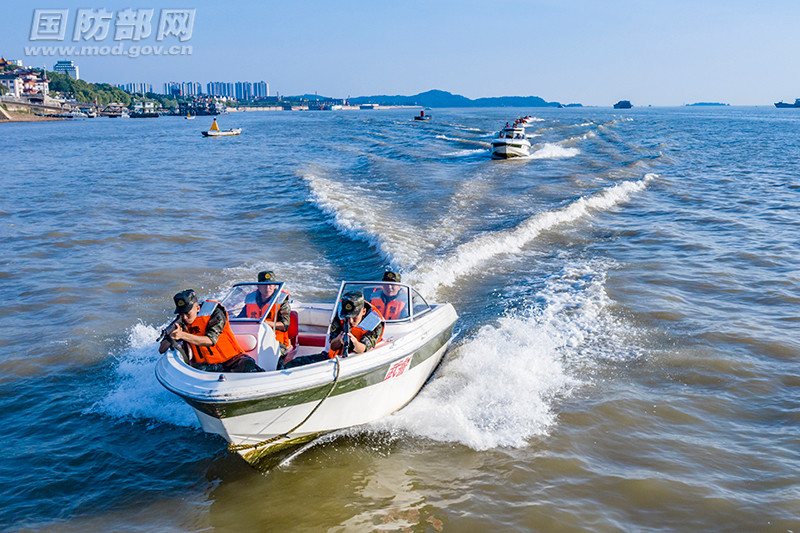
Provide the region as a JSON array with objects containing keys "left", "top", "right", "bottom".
[
  {"left": 202, "top": 118, "right": 241, "bottom": 136},
  {"left": 185, "top": 113, "right": 195, "bottom": 120},
  {"left": 491, "top": 124, "right": 531, "bottom": 158},
  {"left": 155, "top": 280, "right": 458, "bottom": 465}
]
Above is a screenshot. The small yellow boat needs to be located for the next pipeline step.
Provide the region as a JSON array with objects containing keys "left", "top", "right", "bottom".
[{"left": 202, "top": 118, "right": 241, "bottom": 136}]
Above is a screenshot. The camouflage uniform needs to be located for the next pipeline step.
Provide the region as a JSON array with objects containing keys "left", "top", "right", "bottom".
[{"left": 328, "top": 302, "right": 384, "bottom": 352}]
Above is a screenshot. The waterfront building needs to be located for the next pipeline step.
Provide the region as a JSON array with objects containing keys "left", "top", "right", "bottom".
[
  {"left": 235, "top": 81, "right": 253, "bottom": 101},
  {"left": 53, "top": 60, "right": 79, "bottom": 80},
  {"left": 116, "top": 82, "right": 154, "bottom": 95},
  {"left": 178, "top": 95, "right": 225, "bottom": 116},
  {"left": 205, "top": 81, "right": 269, "bottom": 101},
  {"left": 1, "top": 69, "right": 50, "bottom": 97},
  {"left": 0, "top": 73, "right": 23, "bottom": 97},
  {"left": 253, "top": 81, "right": 269, "bottom": 98},
  {"left": 206, "top": 81, "right": 235, "bottom": 98},
  {"left": 165, "top": 81, "right": 180, "bottom": 97},
  {"left": 165, "top": 81, "right": 202, "bottom": 97},
  {"left": 25, "top": 71, "right": 50, "bottom": 96},
  {"left": 183, "top": 82, "right": 202, "bottom": 96},
  {"left": 132, "top": 101, "right": 156, "bottom": 112}
]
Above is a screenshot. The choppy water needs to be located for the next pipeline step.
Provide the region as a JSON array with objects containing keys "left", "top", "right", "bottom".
[{"left": 1, "top": 106, "right": 799, "bottom": 532}]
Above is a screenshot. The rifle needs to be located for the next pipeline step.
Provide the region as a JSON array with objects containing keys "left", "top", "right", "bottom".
[
  {"left": 159, "top": 316, "right": 190, "bottom": 364},
  {"left": 341, "top": 318, "right": 351, "bottom": 359}
]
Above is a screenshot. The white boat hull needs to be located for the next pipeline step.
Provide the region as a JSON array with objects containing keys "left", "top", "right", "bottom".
[
  {"left": 155, "top": 301, "right": 457, "bottom": 464},
  {"left": 202, "top": 128, "right": 241, "bottom": 137},
  {"left": 491, "top": 139, "right": 531, "bottom": 158}
]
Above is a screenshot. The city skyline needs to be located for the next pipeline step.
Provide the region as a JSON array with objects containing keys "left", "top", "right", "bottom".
[{"left": 3, "top": 0, "right": 800, "bottom": 106}]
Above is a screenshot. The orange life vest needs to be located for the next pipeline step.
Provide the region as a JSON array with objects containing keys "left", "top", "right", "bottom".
[
  {"left": 185, "top": 300, "right": 244, "bottom": 365},
  {"left": 243, "top": 289, "right": 290, "bottom": 347},
  {"left": 368, "top": 288, "right": 407, "bottom": 320},
  {"left": 328, "top": 307, "right": 384, "bottom": 358}
]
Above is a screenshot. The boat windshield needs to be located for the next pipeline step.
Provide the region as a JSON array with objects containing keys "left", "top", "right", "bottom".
[
  {"left": 339, "top": 281, "right": 430, "bottom": 321},
  {"left": 220, "top": 282, "right": 286, "bottom": 323}
]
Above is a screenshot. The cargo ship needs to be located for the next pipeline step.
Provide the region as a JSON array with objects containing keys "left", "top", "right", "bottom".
[{"left": 774, "top": 99, "right": 800, "bottom": 108}]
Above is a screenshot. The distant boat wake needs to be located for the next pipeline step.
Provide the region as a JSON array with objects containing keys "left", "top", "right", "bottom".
[{"left": 304, "top": 167, "right": 656, "bottom": 298}]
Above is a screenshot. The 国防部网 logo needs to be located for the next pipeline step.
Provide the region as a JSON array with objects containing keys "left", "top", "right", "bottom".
[{"left": 26, "top": 8, "right": 195, "bottom": 58}]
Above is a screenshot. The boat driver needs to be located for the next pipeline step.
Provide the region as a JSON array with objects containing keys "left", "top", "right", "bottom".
[
  {"left": 368, "top": 271, "right": 409, "bottom": 320},
  {"left": 159, "top": 289, "right": 263, "bottom": 373},
  {"left": 238, "top": 270, "right": 292, "bottom": 357},
  {"left": 280, "top": 291, "right": 384, "bottom": 369}
]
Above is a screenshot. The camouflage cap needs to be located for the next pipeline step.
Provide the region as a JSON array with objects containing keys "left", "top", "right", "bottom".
[
  {"left": 340, "top": 291, "right": 365, "bottom": 318},
  {"left": 258, "top": 270, "right": 276, "bottom": 282},
  {"left": 382, "top": 271, "right": 401, "bottom": 283},
  {"left": 173, "top": 289, "right": 198, "bottom": 314}
]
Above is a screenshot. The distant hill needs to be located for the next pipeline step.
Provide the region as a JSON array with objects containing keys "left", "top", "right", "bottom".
[
  {"left": 288, "top": 94, "right": 333, "bottom": 101},
  {"left": 350, "top": 89, "right": 563, "bottom": 108},
  {"left": 686, "top": 102, "right": 729, "bottom": 106}
]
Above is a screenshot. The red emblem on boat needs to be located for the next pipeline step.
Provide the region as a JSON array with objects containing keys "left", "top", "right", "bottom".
[{"left": 384, "top": 355, "right": 412, "bottom": 381}]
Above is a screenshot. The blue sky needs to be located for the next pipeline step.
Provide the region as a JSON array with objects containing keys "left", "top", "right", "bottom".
[{"left": 3, "top": 0, "right": 799, "bottom": 105}]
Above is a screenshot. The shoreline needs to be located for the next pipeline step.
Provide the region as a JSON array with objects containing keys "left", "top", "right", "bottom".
[{"left": 0, "top": 105, "right": 64, "bottom": 122}]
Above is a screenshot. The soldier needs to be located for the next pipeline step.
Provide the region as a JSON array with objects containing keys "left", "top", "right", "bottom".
[
  {"left": 159, "top": 289, "right": 263, "bottom": 373},
  {"left": 281, "top": 291, "right": 384, "bottom": 369},
  {"left": 327, "top": 291, "right": 385, "bottom": 357},
  {"left": 368, "top": 271, "right": 409, "bottom": 320},
  {"left": 238, "top": 270, "right": 292, "bottom": 358}
]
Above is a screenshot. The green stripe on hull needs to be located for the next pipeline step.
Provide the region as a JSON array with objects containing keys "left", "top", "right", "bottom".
[{"left": 184, "top": 323, "right": 455, "bottom": 419}]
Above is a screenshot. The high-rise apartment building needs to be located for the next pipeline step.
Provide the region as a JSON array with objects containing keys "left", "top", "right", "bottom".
[{"left": 53, "top": 60, "right": 79, "bottom": 80}]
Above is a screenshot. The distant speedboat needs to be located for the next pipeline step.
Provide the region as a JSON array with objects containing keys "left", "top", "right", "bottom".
[
  {"left": 774, "top": 99, "right": 800, "bottom": 108},
  {"left": 202, "top": 118, "right": 241, "bottom": 136},
  {"left": 613, "top": 100, "right": 633, "bottom": 109},
  {"left": 185, "top": 113, "right": 195, "bottom": 120},
  {"left": 491, "top": 124, "right": 531, "bottom": 159},
  {"left": 414, "top": 110, "right": 431, "bottom": 121}
]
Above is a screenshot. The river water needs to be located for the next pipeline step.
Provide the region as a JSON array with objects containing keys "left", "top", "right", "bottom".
[{"left": 1, "top": 106, "right": 798, "bottom": 532}]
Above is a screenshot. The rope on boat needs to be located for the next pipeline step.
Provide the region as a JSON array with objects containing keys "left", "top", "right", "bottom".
[{"left": 227, "top": 356, "right": 342, "bottom": 453}]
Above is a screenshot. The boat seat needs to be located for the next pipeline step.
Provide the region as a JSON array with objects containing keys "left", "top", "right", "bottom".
[
  {"left": 297, "top": 333, "right": 327, "bottom": 347},
  {"left": 288, "top": 311, "right": 299, "bottom": 349},
  {"left": 235, "top": 334, "right": 258, "bottom": 352}
]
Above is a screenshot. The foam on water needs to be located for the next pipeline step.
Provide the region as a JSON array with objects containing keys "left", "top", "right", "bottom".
[
  {"left": 435, "top": 134, "right": 492, "bottom": 148},
  {"left": 411, "top": 175, "right": 657, "bottom": 297},
  {"left": 88, "top": 322, "right": 198, "bottom": 427},
  {"left": 301, "top": 170, "right": 431, "bottom": 267},
  {"left": 371, "top": 260, "right": 622, "bottom": 449},
  {"left": 561, "top": 130, "right": 596, "bottom": 144},
  {"left": 443, "top": 148, "right": 486, "bottom": 157},
  {"left": 530, "top": 143, "right": 581, "bottom": 159}
]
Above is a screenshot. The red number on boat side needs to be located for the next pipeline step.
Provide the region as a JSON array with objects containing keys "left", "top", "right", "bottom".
[{"left": 384, "top": 355, "right": 412, "bottom": 381}]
